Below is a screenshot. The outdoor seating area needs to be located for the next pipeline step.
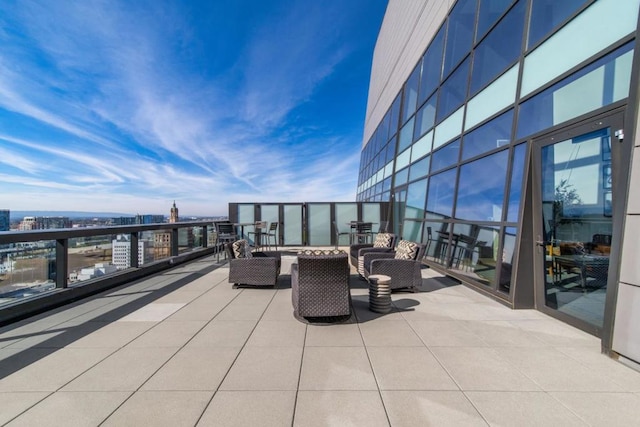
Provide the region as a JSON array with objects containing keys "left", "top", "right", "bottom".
[{"left": 1, "top": 252, "right": 639, "bottom": 426}]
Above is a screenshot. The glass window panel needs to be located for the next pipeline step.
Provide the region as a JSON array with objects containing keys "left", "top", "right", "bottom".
[
  {"left": 426, "top": 168, "right": 457, "bottom": 220},
  {"left": 406, "top": 178, "right": 428, "bottom": 219},
  {"left": 419, "top": 26, "right": 446, "bottom": 104},
  {"left": 412, "top": 130, "right": 433, "bottom": 162},
  {"left": 396, "top": 147, "right": 411, "bottom": 171},
  {"left": 398, "top": 118, "right": 415, "bottom": 153},
  {"left": 389, "top": 93, "right": 402, "bottom": 137},
  {"left": 410, "top": 156, "right": 430, "bottom": 181},
  {"left": 465, "top": 64, "right": 518, "bottom": 130},
  {"left": 387, "top": 136, "right": 397, "bottom": 160},
  {"left": 528, "top": 0, "right": 588, "bottom": 48},
  {"left": 477, "top": 0, "right": 516, "bottom": 41},
  {"left": 433, "top": 106, "right": 464, "bottom": 149},
  {"left": 431, "top": 139, "right": 460, "bottom": 173},
  {"left": 470, "top": 0, "right": 525, "bottom": 95},
  {"left": 499, "top": 226, "right": 517, "bottom": 293},
  {"left": 384, "top": 162, "right": 394, "bottom": 179},
  {"left": 438, "top": 57, "right": 470, "bottom": 122},
  {"left": 395, "top": 167, "right": 409, "bottom": 187},
  {"left": 507, "top": 143, "right": 527, "bottom": 222},
  {"left": 381, "top": 110, "right": 390, "bottom": 143},
  {"left": 307, "top": 204, "right": 331, "bottom": 246},
  {"left": 521, "top": 0, "right": 639, "bottom": 97},
  {"left": 383, "top": 177, "right": 392, "bottom": 193},
  {"left": 517, "top": 43, "right": 633, "bottom": 139},
  {"left": 443, "top": 0, "right": 477, "bottom": 77},
  {"left": 455, "top": 149, "right": 509, "bottom": 221},
  {"left": 402, "top": 64, "right": 421, "bottom": 124},
  {"left": 283, "top": 205, "right": 303, "bottom": 245},
  {"left": 414, "top": 93, "right": 437, "bottom": 140},
  {"left": 462, "top": 109, "right": 513, "bottom": 161}
]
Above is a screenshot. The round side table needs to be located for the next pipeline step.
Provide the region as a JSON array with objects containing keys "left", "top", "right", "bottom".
[{"left": 368, "top": 274, "right": 391, "bottom": 313}]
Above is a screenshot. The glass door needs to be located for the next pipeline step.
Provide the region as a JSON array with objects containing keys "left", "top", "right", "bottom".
[{"left": 534, "top": 113, "right": 622, "bottom": 332}]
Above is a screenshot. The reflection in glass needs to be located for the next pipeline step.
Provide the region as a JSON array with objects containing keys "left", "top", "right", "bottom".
[
  {"left": 462, "top": 109, "right": 513, "bottom": 161},
  {"left": 500, "top": 227, "right": 517, "bottom": 293},
  {"left": 541, "top": 128, "right": 612, "bottom": 328},
  {"left": 394, "top": 167, "right": 409, "bottom": 187},
  {"left": 443, "top": 0, "right": 476, "bottom": 77},
  {"left": 403, "top": 65, "right": 421, "bottom": 124},
  {"left": 517, "top": 42, "right": 633, "bottom": 139},
  {"left": 410, "top": 156, "right": 430, "bottom": 181},
  {"left": 449, "top": 224, "right": 500, "bottom": 288},
  {"left": 406, "top": 178, "right": 428, "bottom": 219},
  {"left": 398, "top": 118, "right": 415, "bottom": 153},
  {"left": 426, "top": 168, "right": 456, "bottom": 220},
  {"left": 528, "top": 0, "right": 588, "bottom": 48},
  {"left": 431, "top": 139, "right": 460, "bottom": 173},
  {"left": 438, "top": 57, "right": 470, "bottom": 122},
  {"left": 422, "top": 221, "right": 450, "bottom": 261},
  {"left": 477, "top": 0, "right": 516, "bottom": 41},
  {"left": 419, "top": 26, "right": 445, "bottom": 105},
  {"left": 470, "top": 0, "right": 525, "bottom": 95},
  {"left": 507, "top": 143, "right": 527, "bottom": 222},
  {"left": 455, "top": 149, "right": 509, "bottom": 221},
  {"left": 414, "top": 93, "right": 437, "bottom": 140}
]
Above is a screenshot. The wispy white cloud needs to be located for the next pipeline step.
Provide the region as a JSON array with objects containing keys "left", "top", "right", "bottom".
[{"left": 0, "top": 0, "right": 378, "bottom": 216}]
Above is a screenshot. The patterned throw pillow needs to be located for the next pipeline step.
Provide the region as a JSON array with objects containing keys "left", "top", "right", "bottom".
[
  {"left": 297, "top": 249, "right": 345, "bottom": 256},
  {"left": 394, "top": 240, "right": 420, "bottom": 260},
  {"left": 231, "top": 240, "right": 253, "bottom": 258},
  {"left": 373, "top": 233, "right": 393, "bottom": 248}
]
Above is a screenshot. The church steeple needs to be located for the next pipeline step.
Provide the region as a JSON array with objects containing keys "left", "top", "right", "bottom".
[{"left": 169, "top": 201, "right": 179, "bottom": 223}]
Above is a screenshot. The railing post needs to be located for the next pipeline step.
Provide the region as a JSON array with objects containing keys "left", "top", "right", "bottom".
[
  {"left": 202, "top": 225, "right": 208, "bottom": 248},
  {"left": 55, "top": 238, "right": 68, "bottom": 289},
  {"left": 171, "top": 228, "right": 179, "bottom": 257},
  {"left": 130, "top": 232, "right": 139, "bottom": 268}
]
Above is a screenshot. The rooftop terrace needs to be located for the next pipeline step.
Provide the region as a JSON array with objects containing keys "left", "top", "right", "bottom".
[{"left": 1, "top": 252, "right": 640, "bottom": 426}]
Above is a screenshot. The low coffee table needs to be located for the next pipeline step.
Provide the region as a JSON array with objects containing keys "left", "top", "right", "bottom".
[{"left": 368, "top": 274, "right": 391, "bottom": 313}]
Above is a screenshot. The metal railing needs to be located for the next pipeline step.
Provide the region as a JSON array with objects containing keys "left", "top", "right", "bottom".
[{"left": 0, "top": 220, "right": 226, "bottom": 325}]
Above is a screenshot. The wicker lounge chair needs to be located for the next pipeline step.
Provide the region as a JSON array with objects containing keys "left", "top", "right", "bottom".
[
  {"left": 291, "top": 250, "right": 351, "bottom": 322},
  {"left": 225, "top": 240, "right": 281, "bottom": 288},
  {"left": 349, "top": 232, "right": 397, "bottom": 277},
  {"left": 363, "top": 240, "right": 427, "bottom": 292}
]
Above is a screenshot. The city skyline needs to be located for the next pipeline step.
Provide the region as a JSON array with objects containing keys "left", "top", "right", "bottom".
[{"left": 0, "top": 0, "right": 387, "bottom": 216}]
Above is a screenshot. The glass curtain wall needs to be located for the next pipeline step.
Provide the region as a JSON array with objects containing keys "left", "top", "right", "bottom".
[{"left": 356, "top": 0, "right": 638, "bottom": 300}]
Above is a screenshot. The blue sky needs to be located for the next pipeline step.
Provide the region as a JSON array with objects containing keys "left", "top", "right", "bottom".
[{"left": 0, "top": 0, "right": 387, "bottom": 217}]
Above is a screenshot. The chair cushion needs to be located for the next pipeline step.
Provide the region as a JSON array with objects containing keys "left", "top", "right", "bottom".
[
  {"left": 232, "top": 240, "right": 253, "bottom": 258},
  {"left": 394, "top": 240, "right": 420, "bottom": 260},
  {"left": 298, "top": 249, "right": 345, "bottom": 256},
  {"left": 373, "top": 233, "right": 394, "bottom": 248}
]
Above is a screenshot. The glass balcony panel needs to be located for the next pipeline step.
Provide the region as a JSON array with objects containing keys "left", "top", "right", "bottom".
[{"left": 0, "top": 240, "right": 56, "bottom": 306}]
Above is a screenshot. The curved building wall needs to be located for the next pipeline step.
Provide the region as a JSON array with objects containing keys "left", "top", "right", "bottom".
[
  {"left": 358, "top": 0, "right": 640, "bottom": 366},
  {"left": 364, "top": 0, "right": 452, "bottom": 146}
]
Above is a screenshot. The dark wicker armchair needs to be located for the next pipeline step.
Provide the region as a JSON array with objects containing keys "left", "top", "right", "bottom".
[
  {"left": 225, "top": 240, "right": 281, "bottom": 288},
  {"left": 349, "top": 232, "right": 397, "bottom": 277},
  {"left": 363, "top": 240, "right": 427, "bottom": 292},
  {"left": 291, "top": 250, "right": 351, "bottom": 321}
]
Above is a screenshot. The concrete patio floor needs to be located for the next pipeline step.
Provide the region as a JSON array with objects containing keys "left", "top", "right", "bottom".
[{"left": 1, "top": 253, "right": 640, "bottom": 426}]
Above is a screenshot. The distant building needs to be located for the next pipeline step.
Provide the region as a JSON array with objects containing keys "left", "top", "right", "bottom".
[
  {"left": 0, "top": 210, "right": 9, "bottom": 231},
  {"left": 110, "top": 214, "right": 165, "bottom": 226},
  {"left": 153, "top": 231, "right": 172, "bottom": 260},
  {"left": 170, "top": 201, "right": 179, "bottom": 223},
  {"left": 70, "top": 263, "right": 118, "bottom": 282},
  {"left": 111, "top": 235, "right": 152, "bottom": 269},
  {"left": 18, "top": 216, "right": 71, "bottom": 230}
]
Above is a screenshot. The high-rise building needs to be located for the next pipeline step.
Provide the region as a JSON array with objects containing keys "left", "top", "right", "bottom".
[
  {"left": 0, "top": 210, "right": 9, "bottom": 231},
  {"left": 111, "top": 235, "right": 152, "bottom": 269},
  {"left": 359, "top": 0, "right": 640, "bottom": 364}
]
